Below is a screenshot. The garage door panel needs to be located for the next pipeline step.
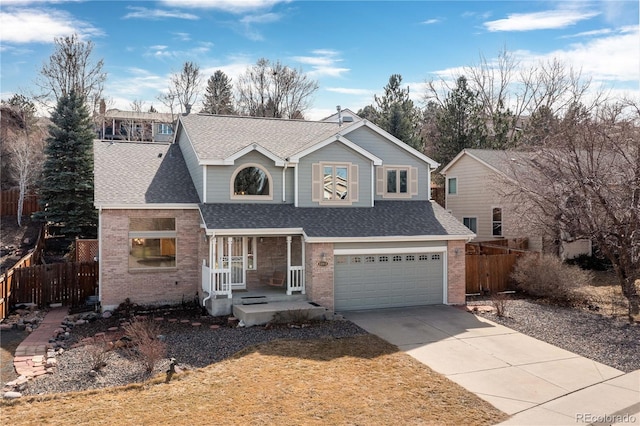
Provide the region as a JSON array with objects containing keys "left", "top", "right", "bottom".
[{"left": 335, "top": 252, "right": 444, "bottom": 311}]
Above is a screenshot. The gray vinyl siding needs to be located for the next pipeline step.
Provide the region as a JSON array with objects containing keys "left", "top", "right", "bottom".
[
  {"left": 177, "top": 131, "right": 203, "bottom": 202},
  {"left": 346, "top": 127, "right": 431, "bottom": 200},
  {"left": 297, "top": 142, "right": 373, "bottom": 207},
  {"left": 205, "top": 150, "right": 284, "bottom": 203}
]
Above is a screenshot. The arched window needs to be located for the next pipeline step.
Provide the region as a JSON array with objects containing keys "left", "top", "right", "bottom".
[{"left": 231, "top": 164, "right": 273, "bottom": 200}]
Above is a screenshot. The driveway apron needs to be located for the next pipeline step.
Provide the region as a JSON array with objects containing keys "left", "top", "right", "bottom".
[{"left": 343, "top": 305, "right": 638, "bottom": 423}]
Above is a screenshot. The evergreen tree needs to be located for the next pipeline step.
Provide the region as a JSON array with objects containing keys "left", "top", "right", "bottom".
[
  {"left": 38, "top": 90, "right": 97, "bottom": 238},
  {"left": 201, "top": 70, "right": 235, "bottom": 115},
  {"left": 433, "top": 76, "right": 487, "bottom": 167},
  {"left": 367, "top": 74, "right": 423, "bottom": 150}
]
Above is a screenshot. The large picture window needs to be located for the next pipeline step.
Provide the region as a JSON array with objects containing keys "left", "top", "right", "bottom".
[
  {"left": 129, "top": 218, "right": 176, "bottom": 269},
  {"left": 231, "top": 164, "right": 273, "bottom": 200}
]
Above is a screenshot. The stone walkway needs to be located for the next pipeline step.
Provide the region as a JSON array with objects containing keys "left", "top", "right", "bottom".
[{"left": 13, "top": 308, "right": 68, "bottom": 378}]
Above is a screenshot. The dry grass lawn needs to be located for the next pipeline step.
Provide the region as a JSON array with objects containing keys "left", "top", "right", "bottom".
[
  {"left": 575, "top": 270, "right": 637, "bottom": 318},
  {"left": 1, "top": 335, "right": 507, "bottom": 425}
]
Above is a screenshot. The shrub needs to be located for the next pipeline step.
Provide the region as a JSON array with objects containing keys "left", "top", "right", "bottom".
[
  {"left": 490, "top": 292, "right": 511, "bottom": 317},
  {"left": 511, "top": 254, "right": 593, "bottom": 304},
  {"left": 123, "top": 319, "right": 167, "bottom": 373},
  {"left": 84, "top": 340, "right": 110, "bottom": 371}
]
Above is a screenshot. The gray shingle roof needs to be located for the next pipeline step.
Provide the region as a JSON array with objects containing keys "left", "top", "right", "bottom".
[
  {"left": 462, "top": 149, "right": 534, "bottom": 179},
  {"left": 179, "top": 114, "right": 358, "bottom": 161},
  {"left": 199, "top": 201, "right": 473, "bottom": 239},
  {"left": 94, "top": 141, "right": 199, "bottom": 205}
]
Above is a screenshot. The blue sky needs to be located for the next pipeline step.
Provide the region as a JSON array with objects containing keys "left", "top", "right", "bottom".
[{"left": 1, "top": 0, "right": 638, "bottom": 120}]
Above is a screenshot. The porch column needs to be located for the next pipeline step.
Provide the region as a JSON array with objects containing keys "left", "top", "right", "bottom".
[
  {"left": 210, "top": 237, "right": 216, "bottom": 268},
  {"left": 300, "top": 237, "right": 305, "bottom": 294},
  {"left": 286, "top": 236, "right": 292, "bottom": 295}
]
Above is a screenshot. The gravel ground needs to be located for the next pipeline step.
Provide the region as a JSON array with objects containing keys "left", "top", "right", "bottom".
[
  {"left": 472, "top": 298, "right": 640, "bottom": 373},
  {"left": 13, "top": 297, "right": 640, "bottom": 396},
  {"left": 23, "top": 318, "right": 368, "bottom": 396}
]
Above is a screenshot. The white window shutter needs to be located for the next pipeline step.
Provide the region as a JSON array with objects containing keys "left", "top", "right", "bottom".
[
  {"left": 376, "top": 167, "right": 385, "bottom": 195},
  {"left": 350, "top": 164, "right": 359, "bottom": 202},
  {"left": 410, "top": 167, "right": 418, "bottom": 195},
  {"left": 312, "top": 163, "right": 321, "bottom": 202}
]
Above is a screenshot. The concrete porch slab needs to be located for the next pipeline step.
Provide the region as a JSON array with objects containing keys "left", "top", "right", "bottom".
[{"left": 233, "top": 301, "right": 328, "bottom": 327}]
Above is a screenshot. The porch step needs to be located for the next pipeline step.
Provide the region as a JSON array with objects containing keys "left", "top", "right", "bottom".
[
  {"left": 233, "top": 301, "right": 329, "bottom": 327},
  {"left": 232, "top": 291, "right": 307, "bottom": 305}
]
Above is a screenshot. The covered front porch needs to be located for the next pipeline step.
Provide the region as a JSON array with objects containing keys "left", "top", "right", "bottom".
[{"left": 201, "top": 234, "right": 306, "bottom": 316}]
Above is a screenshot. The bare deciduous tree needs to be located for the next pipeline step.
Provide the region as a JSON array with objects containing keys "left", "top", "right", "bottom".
[
  {"left": 236, "top": 58, "right": 318, "bottom": 119},
  {"left": 36, "top": 33, "right": 106, "bottom": 112},
  {"left": 167, "top": 61, "right": 201, "bottom": 114},
  {"left": 502, "top": 100, "right": 640, "bottom": 319}
]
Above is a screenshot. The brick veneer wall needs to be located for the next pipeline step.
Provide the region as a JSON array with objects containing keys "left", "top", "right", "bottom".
[
  {"left": 447, "top": 240, "right": 466, "bottom": 305},
  {"left": 100, "top": 208, "right": 202, "bottom": 310},
  {"left": 305, "top": 242, "right": 334, "bottom": 311}
]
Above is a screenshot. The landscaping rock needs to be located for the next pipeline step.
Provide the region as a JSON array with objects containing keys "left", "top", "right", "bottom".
[{"left": 3, "top": 391, "right": 22, "bottom": 399}]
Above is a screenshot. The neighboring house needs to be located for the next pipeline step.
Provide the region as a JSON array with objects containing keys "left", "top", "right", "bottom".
[
  {"left": 94, "top": 112, "right": 474, "bottom": 314},
  {"left": 97, "top": 109, "right": 175, "bottom": 143},
  {"left": 440, "top": 148, "right": 592, "bottom": 258}
]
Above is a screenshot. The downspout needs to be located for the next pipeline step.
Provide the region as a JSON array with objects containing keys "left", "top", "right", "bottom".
[
  {"left": 97, "top": 207, "right": 103, "bottom": 309},
  {"left": 282, "top": 162, "right": 288, "bottom": 203},
  {"left": 202, "top": 235, "right": 214, "bottom": 306}
]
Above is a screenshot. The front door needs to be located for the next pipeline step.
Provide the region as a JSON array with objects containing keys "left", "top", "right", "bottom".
[{"left": 218, "top": 237, "right": 245, "bottom": 290}]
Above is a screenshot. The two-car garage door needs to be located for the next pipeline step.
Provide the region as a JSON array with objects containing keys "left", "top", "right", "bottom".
[{"left": 334, "top": 251, "right": 444, "bottom": 311}]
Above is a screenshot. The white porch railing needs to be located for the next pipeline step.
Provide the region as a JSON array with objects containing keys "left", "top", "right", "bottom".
[
  {"left": 202, "top": 262, "right": 232, "bottom": 301},
  {"left": 287, "top": 266, "right": 305, "bottom": 295}
]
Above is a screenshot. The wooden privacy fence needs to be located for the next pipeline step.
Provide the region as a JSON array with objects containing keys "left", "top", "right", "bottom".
[
  {"left": 465, "top": 241, "right": 535, "bottom": 294},
  {"left": 7, "top": 262, "right": 99, "bottom": 310},
  {"left": 0, "top": 188, "right": 40, "bottom": 217},
  {"left": 0, "top": 226, "right": 45, "bottom": 319}
]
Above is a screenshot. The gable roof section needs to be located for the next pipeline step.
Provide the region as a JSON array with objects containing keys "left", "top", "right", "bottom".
[
  {"left": 342, "top": 120, "right": 440, "bottom": 168},
  {"left": 177, "top": 114, "right": 359, "bottom": 164},
  {"left": 176, "top": 114, "right": 438, "bottom": 168},
  {"left": 94, "top": 141, "right": 199, "bottom": 207},
  {"left": 199, "top": 200, "right": 474, "bottom": 241},
  {"left": 288, "top": 134, "right": 383, "bottom": 165},
  {"left": 440, "top": 148, "right": 532, "bottom": 180}
]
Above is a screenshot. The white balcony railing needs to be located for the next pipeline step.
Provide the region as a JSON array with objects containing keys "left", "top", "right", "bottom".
[{"left": 287, "top": 266, "right": 305, "bottom": 295}]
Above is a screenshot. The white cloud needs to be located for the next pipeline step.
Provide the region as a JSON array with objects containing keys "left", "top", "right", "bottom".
[
  {"left": 326, "top": 87, "right": 372, "bottom": 96},
  {"left": 240, "top": 12, "right": 281, "bottom": 24},
  {"left": 484, "top": 9, "right": 600, "bottom": 32},
  {"left": 0, "top": 8, "right": 103, "bottom": 43},
  {"left": 561, "top": 28, "right": 614, "bottom": 39},
  {"left": 123, "top": 6, "right": 199, "bottom": 20},
  {"left": 144, "top": 43, "right": 213, "bottom": 60},
  {"left": 173, "top": 32, "right": 192, "bottom": 42},
  {"left": 292, "top": 50, "right": 350, "bottom": 78},
  {"left": 421, "top": 18, "right": 440, "bottom": 25},
  {"left": 160, "top": 0, "right": 289, "bottom": 14}
]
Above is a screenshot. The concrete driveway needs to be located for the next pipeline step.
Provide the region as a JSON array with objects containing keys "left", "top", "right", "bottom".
[{"left": 343, "top": 305, "right": 639, "bottom": 424}]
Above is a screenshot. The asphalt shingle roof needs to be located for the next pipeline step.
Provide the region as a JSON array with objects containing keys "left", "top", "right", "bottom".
[
  {"left": 179, "top": 114, "right": 358, "bottom": 161},
  {"left": 199, "top": 201, "right": 473, "bottom": 238},
  {"left": 94, "top": 141, "right": 199, "bottom": 205}
]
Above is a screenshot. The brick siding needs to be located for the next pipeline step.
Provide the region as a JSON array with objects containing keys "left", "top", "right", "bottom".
[
  {"left": 304, "top": 242, "right": 334, "bottom": 311},
  {"left": 447, "top": 240, "right": 466, "bottom": 305},
  {"left": 100, "top": 209, "right": 202, "bottom": 310}
]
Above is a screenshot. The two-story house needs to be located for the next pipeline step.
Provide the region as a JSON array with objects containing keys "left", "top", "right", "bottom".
[
  {"left": 93, "top": 112, "right": 474, "bottom": 315},
  {"left": 441, "top": 148, "right": 592, "bottom": 258}
]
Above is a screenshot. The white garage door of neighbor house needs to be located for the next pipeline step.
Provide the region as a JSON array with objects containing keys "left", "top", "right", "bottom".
[{"left": 334, "top": 252, "right": 444, "bottom": 311}]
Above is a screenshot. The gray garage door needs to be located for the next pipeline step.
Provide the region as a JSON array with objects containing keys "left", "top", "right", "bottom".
[{"left": 334, "top": 252, "right": 444, "bottom": 311}]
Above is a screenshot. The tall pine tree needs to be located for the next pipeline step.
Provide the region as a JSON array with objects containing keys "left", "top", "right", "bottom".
[
  {"left": 39, "top": 90, "right": 97, "bottom": 239},
  {"left": 201, "top": 70, "right": 235, "bottom": 115}
]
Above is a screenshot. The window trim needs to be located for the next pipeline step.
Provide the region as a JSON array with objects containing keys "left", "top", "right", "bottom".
[
  {"left": 462, "top": 217, "right": 478, "bottom": 233},
  {"left": 377, "top": 165, "right": 418, "bottom": 199},
  {"left": 230, "top": 163, "right": 274, "bottom": 201},
  {"left": 447, "top": 176, "right": 458, "bottom": 196},
  {"left": 128, "top": 217, "right": 177, "bottom": 270},
  {"left": 492, "top": 206, "right": 503, "bottom": 237},
  {"left": 157, "top": 123, "right": 173, "bottom": 135},
  {"left": 312, "top": 162, "right": 358, "bottom": 205}
]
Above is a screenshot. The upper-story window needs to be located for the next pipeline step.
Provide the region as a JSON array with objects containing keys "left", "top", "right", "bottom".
[
  {"left": 158, "top": 123, "right": 173, "bottom": 135},
  {"left": 447, "top": 177, "right": 457, "bottom": 195},
  {"left": 312, "top": 162, "right": 359, "bottom": 205},
  {"left": 231, "top": 164, "right": 273, "bottom": 200},
  {"left": 377, "top": 166, "right": 417, "bottom": 198}
]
